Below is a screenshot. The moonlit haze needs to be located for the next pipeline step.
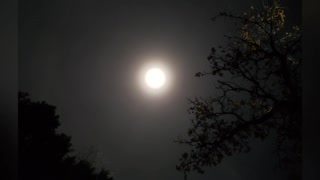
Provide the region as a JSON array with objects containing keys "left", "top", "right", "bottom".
[{"left": 19, "top": 0, "right": 301, "bottom": 180}]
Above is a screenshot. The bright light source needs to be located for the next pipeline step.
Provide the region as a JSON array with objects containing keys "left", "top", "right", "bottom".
[
  {"left": 138, "top": 59, "right": 172, "bottom": 95},
  {"left": 145, "top": 68, "right": 166, "bottom": 89}
]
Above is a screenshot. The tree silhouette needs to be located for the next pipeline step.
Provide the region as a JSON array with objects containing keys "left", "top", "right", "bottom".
[
  {"left": 176, "top": 1, "right": 301, "bottom": 179},
  {"left": 19, "top": 92, "right": 113, "bottom": 180}
]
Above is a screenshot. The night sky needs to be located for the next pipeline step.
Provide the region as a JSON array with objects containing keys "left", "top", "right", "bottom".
[{"left": 19, "top": 0, "right": 301, "bottom": 180}]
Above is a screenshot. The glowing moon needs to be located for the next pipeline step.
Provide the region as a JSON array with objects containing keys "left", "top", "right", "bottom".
[{"left": 145, "top": 68, "right": 166, "bottom": 89}]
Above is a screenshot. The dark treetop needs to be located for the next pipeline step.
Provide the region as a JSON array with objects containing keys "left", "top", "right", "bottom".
[{"left": 19, "top": 92, "right": 114, "bottom": 180}]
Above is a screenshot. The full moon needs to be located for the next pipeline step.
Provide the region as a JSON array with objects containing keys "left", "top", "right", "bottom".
[{"left": 145, "top": 68, "right": 166, "bottom": 89}]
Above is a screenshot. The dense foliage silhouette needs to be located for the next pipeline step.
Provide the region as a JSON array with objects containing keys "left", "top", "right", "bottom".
[
  {"left": 19, "top": 92, "right": 113, "bottom": 180},
  {"left": 176, "top": 1, "right": 301, "bottom": 180}
]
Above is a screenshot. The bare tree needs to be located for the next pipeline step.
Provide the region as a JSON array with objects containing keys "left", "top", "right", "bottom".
[{"left": 176, "top": 1, "right": 301, "bottom": 179}]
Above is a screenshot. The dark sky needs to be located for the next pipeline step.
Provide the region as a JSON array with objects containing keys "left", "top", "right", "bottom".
[{"left": 19, "top": 0, "right": 300, "bottom": 179}]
